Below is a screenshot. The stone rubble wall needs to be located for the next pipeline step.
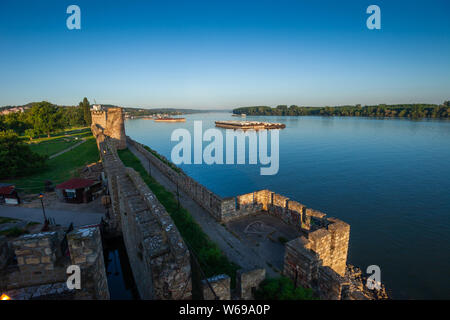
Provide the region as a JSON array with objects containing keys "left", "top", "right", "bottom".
[
  {"left": 1, "top": 227, "right": 109, "bottom": 300},
  {"left": 91, "top": 107, "right": 126, "bottom": 150},
  {"left": 98, "top": 136, "right": 192, "bottom": 300},
  {"left": 236, "top": 268, "right": 266, "bottom": 300},
  {"left": 67, "top": 226, "right": 110, "bottom": 300},
  {"left": 2, "top": 231, "right": 68, "bottom": 291},
  {"left": 283, "top": 217, "right": 352, "bottom": 300}
]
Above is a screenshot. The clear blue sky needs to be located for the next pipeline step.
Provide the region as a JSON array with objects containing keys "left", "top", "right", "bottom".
[{"left": 0, "top": 0, "right": 449, "bottom": 109}]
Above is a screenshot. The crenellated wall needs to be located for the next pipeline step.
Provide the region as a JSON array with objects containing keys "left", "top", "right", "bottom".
[
  {"left": 1, "top": 227, "right": 109, "bottom": 300},
  {"left": 97, "top": 134, "right": 192, "bottom": 300},
  {"left": 91, "top": 107, "right": 126, "bottom": 150}
]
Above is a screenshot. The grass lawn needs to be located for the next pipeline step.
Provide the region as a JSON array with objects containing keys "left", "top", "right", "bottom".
[
  {"left": 29, "top": 136, "right": 84, "bottom": 157},
  {"left": 23, "top": 127, "right": 91, "bottom": 143},
  {"left": 9, "top": 135, "right": 99, "bottom": 193},
  {"left": 118, "top": 148, "right": 240, "bottom": 287}
]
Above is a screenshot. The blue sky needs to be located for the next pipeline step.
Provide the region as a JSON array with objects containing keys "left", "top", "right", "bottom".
[{"left": 0, "top": 0, "right": 449, "bottom": 109}]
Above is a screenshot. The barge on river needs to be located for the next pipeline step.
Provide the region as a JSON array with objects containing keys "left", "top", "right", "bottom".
[{"left": 215, "top": 120, "right": 285, "bottom": 130}]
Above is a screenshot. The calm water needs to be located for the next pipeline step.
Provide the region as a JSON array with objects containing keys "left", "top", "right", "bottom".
[{"left": 126, "top": 113, "right": 450, "bottom": 299}]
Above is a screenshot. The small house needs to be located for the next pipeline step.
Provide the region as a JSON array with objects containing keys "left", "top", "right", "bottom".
[
  {"left": 0, "top": 183, "right": 20, "bottom": 205},
  {"left": 55, "top": 178, "right": 100, "bottom": 204}
]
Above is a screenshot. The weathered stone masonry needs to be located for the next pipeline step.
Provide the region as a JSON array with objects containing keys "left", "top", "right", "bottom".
[
  {"left": 95, "top": 130, "right": 191, "bottom": 300},
  {"left": 0, "top": 226, "right": 109, "bottom": 300}
]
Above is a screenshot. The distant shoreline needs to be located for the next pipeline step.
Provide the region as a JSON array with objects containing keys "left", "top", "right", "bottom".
[{"left": 233, "top": 103, "right": 450, "bottom": 119}]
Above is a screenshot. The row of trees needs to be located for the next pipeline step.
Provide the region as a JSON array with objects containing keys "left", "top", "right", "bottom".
[
  {"left": 0, "top": 98, "right": 92, "bottom": 178},
  {"left": 0, "top": 98, "right": 92, "bottom": 138},
  {"left": 233, "top": 102, "right": 450, "bottom": 119}
]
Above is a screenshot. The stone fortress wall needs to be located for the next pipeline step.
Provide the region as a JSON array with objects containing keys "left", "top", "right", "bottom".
[
  {"left": 95, "top": 128, "right": 192, "bottom": 300},
  {"left": 91, "top": 107, "right": 126, "bottom": 150},
  {"left": 0, "top": 226, "right": 109, "bottom": 300},
  {"left": 93, "top": 107, "right": 387, "bottom": 300}
]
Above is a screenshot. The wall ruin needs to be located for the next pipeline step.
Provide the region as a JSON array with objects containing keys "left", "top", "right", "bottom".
[{"left": 0, "top": 226, "right": 109, "bottom": 300}]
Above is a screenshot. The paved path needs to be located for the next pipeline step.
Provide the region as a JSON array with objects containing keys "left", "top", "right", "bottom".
[
  {"left": 0, "top": 205, "right": 103, "bottom": 227},
  {"left": 128, "top": 144, "right": 280, "bottom": 277},
  {"left": 49, "top": 139, "right": 86, "bottom": 159}
]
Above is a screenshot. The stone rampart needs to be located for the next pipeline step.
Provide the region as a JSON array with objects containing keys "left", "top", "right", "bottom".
[
  {"left": 91, "top": 107, "right": 126, "bottom": 150},
  {"left": 67, "top": 226, "right": 110, "bottom": 300},
  {"left": 98, "top": 135, "right": 191, "bottom": 300},
  {"left": 1, "top": 227, "right": 109, "bottom": 299},
  {"left": 236, "top": 268, "right": 266, "bottom": 300}
]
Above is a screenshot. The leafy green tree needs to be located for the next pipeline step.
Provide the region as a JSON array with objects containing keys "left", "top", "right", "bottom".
[
  {"left": 29, "top": 101, "right": 62, "bottom": 137},
  {"left": 254, "top": 277, "right": 315, "bottom": 300},
  {"left": 0, "top": 130, "right": 47, "bottom": 179},
  {"left": 80, "top": 97, "right": 91, "bottom": 126}
]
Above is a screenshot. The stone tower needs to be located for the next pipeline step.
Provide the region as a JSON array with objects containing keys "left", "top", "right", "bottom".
[{"left": 91, "top": 106, "right": 126, "bottom": 150}]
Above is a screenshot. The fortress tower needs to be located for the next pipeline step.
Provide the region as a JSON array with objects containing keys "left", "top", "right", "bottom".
[{"left": 91, "top": 106, "right": 126, "bottom": 150}]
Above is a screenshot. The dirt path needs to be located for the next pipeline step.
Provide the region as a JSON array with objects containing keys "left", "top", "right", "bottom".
[
  {"left": 48, "top": 139, "right": 86, "bottom": 159},
  {"left": 128, "top": 143, "right": 280, "bottom": 277}
]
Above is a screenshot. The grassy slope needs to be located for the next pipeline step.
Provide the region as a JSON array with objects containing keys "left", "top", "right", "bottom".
[
  {"left": 117, "top": 148, "right": 240, "bottom": 286},
  {"left": 10, "top": 135, "right": 99, "bottom": 193}
]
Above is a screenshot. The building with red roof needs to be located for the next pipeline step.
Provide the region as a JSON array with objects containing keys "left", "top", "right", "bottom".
[
  {"left": 55, "top": 178, "right": 101, "bottom": 203},
  {"left": 0, "top": 183, "right": 20, "bottom": 205}
]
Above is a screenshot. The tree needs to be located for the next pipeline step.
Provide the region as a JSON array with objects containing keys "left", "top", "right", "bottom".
[
  {"left": 29, "top": 101, "right": 62, "bottom": 138},
  {"left": 0, "top": 130, "right": 47, "bottom": 179},
  {"left": 80, "top": 97, "right": 91, "bottom": 126}
]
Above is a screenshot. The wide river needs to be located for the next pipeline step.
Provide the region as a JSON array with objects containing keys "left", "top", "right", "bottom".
[{"left": 125, "top": 112, "right": 450, "bottom": 299}]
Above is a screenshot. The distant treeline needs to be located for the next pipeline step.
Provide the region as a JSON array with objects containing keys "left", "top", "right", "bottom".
[
  {"left": 233, "top": 102, "right": 450, "bottom": 119},
  {"left": 123, "top": 107, "right": 214, "bottom": 117},
  {"left": 0, "top": 99, "right": 91, "bottom": 138}
]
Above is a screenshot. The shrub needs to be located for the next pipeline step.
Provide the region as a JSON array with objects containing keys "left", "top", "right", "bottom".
[
  {"left": 254, "top": 276, "right": 316, "bottom": 300},
  {"left": 0, "top": 130, "right": 47, "bottom": 179}
]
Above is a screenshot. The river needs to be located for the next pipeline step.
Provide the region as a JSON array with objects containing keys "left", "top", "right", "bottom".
[{"left": 125, "top": 112, "right": 450, "bottom": 299}]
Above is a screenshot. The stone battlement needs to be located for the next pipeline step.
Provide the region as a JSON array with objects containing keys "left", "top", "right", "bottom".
[
  {"left": 91, "top": 107, "right": 126, "bottom": 150},
  {"left": 0, "top": 226, "right": 109, "bottom": 300},
  {"left": 97, "top": 135, "right": 191, "bottom": 300}
]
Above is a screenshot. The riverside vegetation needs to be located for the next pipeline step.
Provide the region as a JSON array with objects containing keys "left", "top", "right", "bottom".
[{"left": 234, "top": 102, "right": 450, "bottom": 118}]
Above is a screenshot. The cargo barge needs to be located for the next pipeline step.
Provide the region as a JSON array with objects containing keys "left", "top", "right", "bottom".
[
  {"left": 215, "top": 120, "right": 285, "bottom": 130},
  {"left": 154, "top": 117, "right": 186, "bottom": 122}
]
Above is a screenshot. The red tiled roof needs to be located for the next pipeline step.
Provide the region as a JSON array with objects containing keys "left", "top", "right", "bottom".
[
  {"left": 56, "top": 178, "right": 95, "bottom": 190},
  {"left": 0, "top": 185, "right": 15, "bottom": 195}
]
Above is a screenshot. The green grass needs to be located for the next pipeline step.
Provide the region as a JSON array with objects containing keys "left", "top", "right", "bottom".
[
  {"left": 142, "top": 145, "right": 183, "bottom": 174},
  {"left": 118, "top": 148, "right": 240, "bottom": 287},
  {"left": 255, "top": 276, "right": 316, "bottom": 300},
  {"left": 8, "top": 135, "right": 99, "bottom": 193},
  {"left": 24, "top": 127, "right": 91, "bottom": 144},
  {"left": 28, "top": 137, "right": 84, "bottom": 157}
]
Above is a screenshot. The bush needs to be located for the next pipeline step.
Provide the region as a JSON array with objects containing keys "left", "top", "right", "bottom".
[
  {"left": 255, "top": 277, "right": 316, "bottom": 300},
  {"left": 0, "top": 130, "right": 47, "bottom": 179}
]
